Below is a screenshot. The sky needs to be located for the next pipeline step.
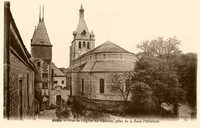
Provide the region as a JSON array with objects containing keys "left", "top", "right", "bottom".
[{"left": 3, "top": 0, "right": 200, "bottom": 68}]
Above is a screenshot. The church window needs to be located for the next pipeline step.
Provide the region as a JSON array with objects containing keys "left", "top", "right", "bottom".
[
  {"left": 90, "top": 56, "right": 92, "bottom": 60},
  {"left": 62, "top": 80, "right": 64, "bottom": 84},
  {"left": 79, "top": 41, "right": 82, "bottom": 49},
  {"left": 120, "top": 54, "right": 122, "bottom": 59},
  {"left": 87, "top": 42, "right": 90, "bottom": 49},
  {"left": 54, "top": 81, "right": 58, "bottom": 84},
  {"left": 100, "top": 79, "right": 104, "bottom": 93},
  {"left": 83, "top": 41, "right": 86, "bottom": 47},
  {"left": 82, "top": 78, "right": 84, "bottom": 92},
  {"left": 103, "top": 54, "right": 106, "bottom": 59}
]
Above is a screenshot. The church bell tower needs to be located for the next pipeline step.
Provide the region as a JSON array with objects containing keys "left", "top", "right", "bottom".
[{"left": 69, "top": 4, "right": 95, "bottom": 66}]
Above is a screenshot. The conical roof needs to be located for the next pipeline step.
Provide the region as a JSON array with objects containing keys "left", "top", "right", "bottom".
[
  {"left": 31, "top": 20, "right": 52, "bottom": 46},
  {"left": 74, "top": 4, "right": 90, "bottom": 39}
]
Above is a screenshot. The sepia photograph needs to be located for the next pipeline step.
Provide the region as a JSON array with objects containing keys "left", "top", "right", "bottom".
[{"left": 1, "top": 0, "right": 199, "bottom": 127}]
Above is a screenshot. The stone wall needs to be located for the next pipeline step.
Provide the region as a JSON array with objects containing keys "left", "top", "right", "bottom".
[
  {"left": 75, "top": 72, "right": 131, "bottom": 101},
  {"left": 72, "top": 96, "right": 130, "bottom": 113},
  {"left": 9, "top": 53, "right": 35, "bottom": 119}
]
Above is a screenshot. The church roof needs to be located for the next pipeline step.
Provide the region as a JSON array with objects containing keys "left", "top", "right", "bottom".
[
  {"left": 81, "top": 60, "right": 135, "bottom": 72},
  {"left": 31, "top": 20, "right": 52, "bottom": 46},
  {"left": 77, "top": 41, "right": 131, "bottom": 59},
  {"left": 91, "top": 41, "right": 130, "bottom": 54},
  {"left": 50, "top": 62, "right": 65, "bottom": 76}
]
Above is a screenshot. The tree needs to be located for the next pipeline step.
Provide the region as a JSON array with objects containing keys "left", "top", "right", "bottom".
[
  {"left": 137, "top": 36, "right": 182, "bottom": 59},
  {"left": 129, "top": 82, "right": 155, "bottom": 114},
  {"left": 109, "top": 72, "right": 134, "bottom": 102},
  {"left": 173, "top": 53, "right": 197, "bottom": 108},
  {"left": 134, "top": 37, "right": 186, "bottom": 116}
]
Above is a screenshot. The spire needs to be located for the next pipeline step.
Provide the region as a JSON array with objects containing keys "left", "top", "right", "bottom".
[
  {"left": 39, "top": 5, "right": 41, "bottom": 21},
  {"left": 79, "top": 4, "right": 84, "bottom": 18},
  {"left": 80, "top": 3, "right": 83, "bottom": 10},
  {"left": 42, "top": 6, "right": 44, "bottom": 22},
  {"left": 74, "top": 4, "right": 90, "bottom": 39}
]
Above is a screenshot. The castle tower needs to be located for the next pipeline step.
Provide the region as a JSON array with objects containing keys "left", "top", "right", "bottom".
[
  {"left": 31, "top": 6, "right": 52, "bottom": 109},
  {"left": 69, "top": 4, "right": 95, "bottom": 66},
  {"left": 31, "top": 6, "right": 52, "bottom": 62}
]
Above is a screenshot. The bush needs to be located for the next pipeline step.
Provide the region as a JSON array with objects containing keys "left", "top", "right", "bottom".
[
  {"left": 49, "top": 103, "right": 56, "bottom": 109},
  {"left": 126, "top": 100, "right": 156, "bottom": 115},
  {"left": 66, "top": 96, "right": 87, "bottom": 118}
]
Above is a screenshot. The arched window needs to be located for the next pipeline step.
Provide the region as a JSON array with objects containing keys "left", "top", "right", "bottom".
[
  {"left": 83, "top": 41, "right": 86, "bottom": 47},
  {"left": 87, "top": 42, "right": 90, "bottom": 49},
  {"left": 79, "top": 41, "right": 81, "bottom": 49},
  {"left": 100, "top": 79, "right": 104, "bottom": 93},
  {"left": 82, "top": 78, "right": 84, "bottom": 92}
]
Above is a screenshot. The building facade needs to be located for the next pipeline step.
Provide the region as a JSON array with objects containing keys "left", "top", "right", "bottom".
[
  {"left": 49, "top": 62, "right": 70, "bottom": 106},
  {"left": 4, "top": 2, "right": 38, "bottom": 119},
  {"left": 30, "top": 7, "right": 53, "bottom": 109},
  {"left": 67, "top": 5, "right": 137, "bottom": 101}
]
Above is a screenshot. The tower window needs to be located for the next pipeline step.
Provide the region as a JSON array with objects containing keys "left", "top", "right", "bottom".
[
  {"left": 100, "top": 79, "right": 104, "bottom": 93},
  {"left": 81, "top": 30, "right": 86, "bottom": 36},
  {"left": 79, "top": 41, "right": 81, "bottom": 49},
  {"left": 82, "top": 78, "right": 84, "bottom": 92},
  {"left": 83, "top": 41, "right": 86, "bottom": 47},
  {"left": 62, "top": 80, "right": 64, "bottom": 84},
  {"left": 87, "top": 42, "right": 90, "bottom": 49}
]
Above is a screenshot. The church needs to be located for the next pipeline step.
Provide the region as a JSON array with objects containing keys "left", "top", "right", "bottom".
[{"left": 66, "top": 5, "right": 137, "bottom": 101}]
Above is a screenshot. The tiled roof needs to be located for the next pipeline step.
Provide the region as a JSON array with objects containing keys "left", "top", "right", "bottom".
[
  {"left": 77, "top": 41, "right": 131, "bottom": 59},
  {"left": 31, "top": 21, "right": 52, "bottom": 46},
  {"left": 91, "top": 41, "right": 130, "bottom": 54},
  {"left": 81, "top": 60, "right": 135, "bottom": 72},
  {"left": 50, "top": 62, "right": 65, "bottom": 76}
]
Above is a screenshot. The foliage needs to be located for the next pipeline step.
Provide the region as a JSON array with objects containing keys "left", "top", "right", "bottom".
[
  {"left": 70, "top": 96, "right": 86, "bottom": 118},
  {"left": 128, "top": 82, "right": 156, "bottom": 115},
  {"left": 56, "top": 99, "right": 70, "bottom": 119},
  {"left": 130, "top": 82, "right": 152, "bottom": 104},
  {"left": 109, "top": 72, "right": 134, "bottom": 102},
  {"left": 49, "top": 103, "right": 56, "bottom": 110},
  {"left": 137, "top": 36, "right": 182, "bottom": 59},
  {"left": 173, "top": 53, "right": 197, "bottom": 107},
  {"left": 134, "top": 37, "right": 186, "bottom": 116},
  {"left": 85, "top": 110, "right": 109, "bottom": 120}
]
